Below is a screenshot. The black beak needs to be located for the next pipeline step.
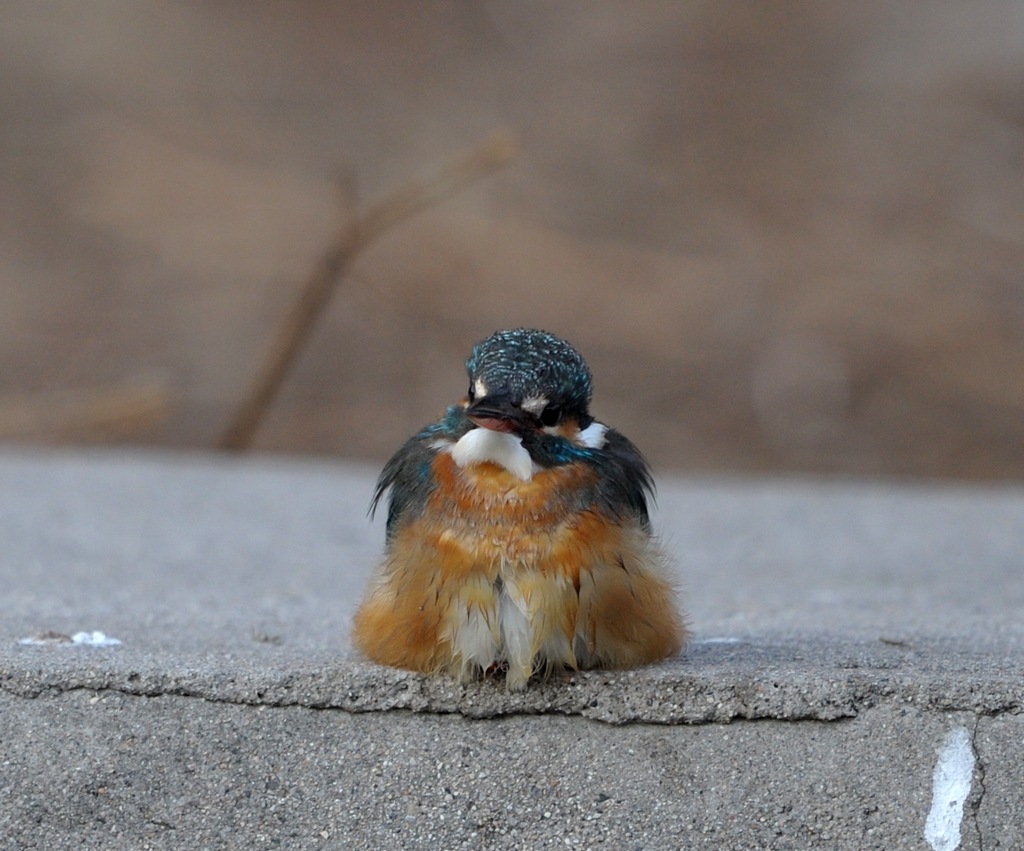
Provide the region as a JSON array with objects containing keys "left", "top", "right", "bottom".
[{"left": 465, "top": 393, "right": 532, "bottom": 433}]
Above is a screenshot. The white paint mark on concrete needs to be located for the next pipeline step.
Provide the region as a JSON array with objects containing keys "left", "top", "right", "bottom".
[
  {"left": 693, "top": 636, "right": 742, "bottom": 645},
  {"left": 71, "top": 630, "right": 122, "bottom": 647},
  {"left": 924, "top": 725, "right": 975, "bottom": 851},
  {"left": 18, "top": 630, "right": 122, "bottom": 647}
]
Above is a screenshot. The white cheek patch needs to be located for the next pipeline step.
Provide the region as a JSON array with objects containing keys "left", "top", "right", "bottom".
[
  {"left": 519, "top": 395, "right": 548, "bottom": 415},
  {"left": 450, "top": 428, "right": 536, "bottom": 480},
  {"left": 577, "top": 421, "right": 608, "bottom": 449},
  {"left": 473, "top": 379, "right": 488, "bottom": 400}
]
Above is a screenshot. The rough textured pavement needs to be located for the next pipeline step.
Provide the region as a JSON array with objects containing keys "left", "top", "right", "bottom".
[{"left": 1, "top": 449, "right": 1022, "bottom": 849}]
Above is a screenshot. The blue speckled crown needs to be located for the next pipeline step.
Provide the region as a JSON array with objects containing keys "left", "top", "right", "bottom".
[{"left": 466, "top": 329, "right": 593, "bottom": 414}]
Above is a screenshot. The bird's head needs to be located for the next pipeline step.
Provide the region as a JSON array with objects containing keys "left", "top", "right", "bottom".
[{"left": 462, "top": 328, "right": 593, "bottom": 435}]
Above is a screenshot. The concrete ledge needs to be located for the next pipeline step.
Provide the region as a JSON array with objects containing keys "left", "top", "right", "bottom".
[{"left": 1, "top": 449, "right": 1022, "bottom": 849}]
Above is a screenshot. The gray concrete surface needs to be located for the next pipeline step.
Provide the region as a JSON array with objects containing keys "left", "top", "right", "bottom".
[{"left": 1, "top": 449, "right": 1022, "bottom": 849}]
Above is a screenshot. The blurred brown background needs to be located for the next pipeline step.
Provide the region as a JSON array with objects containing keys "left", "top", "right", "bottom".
[{"left": 2, "top": 2, "right": 1023, "bottom": 479}]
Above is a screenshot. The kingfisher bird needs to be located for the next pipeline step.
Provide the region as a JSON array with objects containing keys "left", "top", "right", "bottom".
[{"left": 352, "top": 328, "right": 686, "bottom": 690}]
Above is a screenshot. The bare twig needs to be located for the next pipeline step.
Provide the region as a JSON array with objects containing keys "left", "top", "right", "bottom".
[{"left": 217, "top": 131, "right": 518, "bottom": 451}]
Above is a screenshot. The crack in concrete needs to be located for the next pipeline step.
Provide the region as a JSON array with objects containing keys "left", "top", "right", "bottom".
[
  {"left": 2, "top": 679, "right": 864, "bottom": 727},
  {"left": 971, "top": 716, "right": 987, "bottom": 851},
  {"left": 4, "top": 676, "right": 1024, "bottom": 738}
]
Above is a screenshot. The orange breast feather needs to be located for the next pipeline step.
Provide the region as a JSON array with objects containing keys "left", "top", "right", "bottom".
[{"left": 352, "top": 451, "right": 685, "bottom": 686}]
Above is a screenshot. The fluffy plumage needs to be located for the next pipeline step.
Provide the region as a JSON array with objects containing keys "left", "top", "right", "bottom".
[{"left": 353, "top": 328, "right": 686, "bottom": 689}]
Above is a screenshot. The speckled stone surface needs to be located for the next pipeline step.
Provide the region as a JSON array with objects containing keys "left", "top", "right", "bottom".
[{"left": 1, "top": 450, "right": 1021, "bottom": 849}]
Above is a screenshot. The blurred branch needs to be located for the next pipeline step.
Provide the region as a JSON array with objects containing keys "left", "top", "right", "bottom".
[
  {"left": 217, "top": 131, "right": 518, "bottom": 451},
  {"left": 0, "top": 383, "right": 172, "bottom": 441}
]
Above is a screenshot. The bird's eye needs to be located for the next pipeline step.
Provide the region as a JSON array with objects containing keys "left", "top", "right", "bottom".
[
  {"left": 467, "top": 384, "right": 475, "bottom": 403},
  {"left": 540, "top": 404, "right": 562, "bottom": 427}
]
